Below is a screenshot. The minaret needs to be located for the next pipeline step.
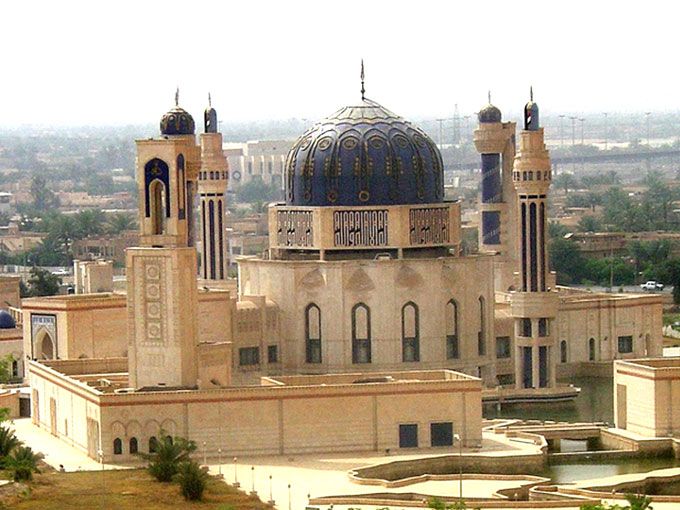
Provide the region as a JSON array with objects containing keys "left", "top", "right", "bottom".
[
  {"left": 510, "top": 88, "right": 558, "bottom": 389},
  {"left": 198, "top": 94, "right": 229, "bottom": 280},
  {"left": 473, "top": 93, "right": 518, "bottom": 291},
  {"left": 127, "top": 91, "right": 201, "bottom": 389}
]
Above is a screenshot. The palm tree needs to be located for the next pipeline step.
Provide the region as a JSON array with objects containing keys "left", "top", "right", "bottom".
[
  {"left": 139, "top": 432, "right": 197, "bottom": 482},
  {"left": 0, "top": 426, "right": 22, "bottom": 464},
  {"left": 625, "top": 493, "right": 653, "bottom": 510},
  {"left": 175, "top": 460, "right": 209, "bottom": 501},
  {"left": 5, "top": 445, "right": 43, "bottom": 481},
  {"left": 105, "top": 212, "right": 137, "bottom": 234}
]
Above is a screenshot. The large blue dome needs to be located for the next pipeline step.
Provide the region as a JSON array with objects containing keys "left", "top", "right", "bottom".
[
  {"left": 0, "top": 310, "right": 16, "bottom": 329},
  {"left": 285, "top": 100, "right": 444, "bottom": 206}
]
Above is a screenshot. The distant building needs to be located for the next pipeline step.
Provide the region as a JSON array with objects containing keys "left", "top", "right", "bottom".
[
  {"left": 72, "top": 231, "right": 138, "bottom": 266},
  {"left": 225, "top": 140, "right": 293, "bottom": 188}
]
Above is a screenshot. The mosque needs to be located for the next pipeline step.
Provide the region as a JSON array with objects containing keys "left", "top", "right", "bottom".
[{"left": 21, "top": 82, "right": 663, "bottom": 462}]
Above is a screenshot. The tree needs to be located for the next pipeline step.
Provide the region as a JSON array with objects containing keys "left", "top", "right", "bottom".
[
  {"left": 0, "top": 426, "right": 22, "bottom": 466},
  {"left": 105, "top": 212, "right": 137, "bottom": 234},
  {"left": 4, "top": 445, "right": 43, "bottom": 482},
  {"left": 175, "top": 460, "right": 209, "bottom": 501},
  {"left": 25, "top": 267, "right": 62, "bottom": 297},
  {"left": 235, "top": 177, "right": 281, "bottom": 204},
  {"left": 73, "top": 209, "right": 106, "bottom": 238},
  {"left": 549, "top": 238, "right": 586, "bottom": 285},
  {"left": 578, "top": 215, "right": 602, "bottom": 233},
  {"left": 428, "top": 496, "right": 466, "bottom": 509},
  {"left": 140, "top": 433, "right": 197, "bottom": 482},
  {"left": 30, "top": 175, "right": 60, "bottom": 213},
  {"left": 554, "top": 173, "right": 578, "bottom": 195}
]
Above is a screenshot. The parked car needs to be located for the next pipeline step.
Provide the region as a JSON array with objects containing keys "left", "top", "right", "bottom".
[{"left": 640, "top": 281, "right": 664, "bottom": 291}]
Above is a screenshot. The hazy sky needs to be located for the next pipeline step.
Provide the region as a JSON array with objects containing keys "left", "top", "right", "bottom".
[{"left": 1, "top": 0, "right": 678, "bottom": 126}]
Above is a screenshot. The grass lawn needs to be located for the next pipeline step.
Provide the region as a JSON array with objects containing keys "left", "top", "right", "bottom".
[
  {"left": 663, "top": 312, "right": 680, "bottom": 326},
  {"left": 0, "top": 468, "right": 273, "bottom": 510}
]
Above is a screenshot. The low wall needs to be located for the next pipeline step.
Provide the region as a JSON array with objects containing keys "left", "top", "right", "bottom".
[
  {"left": 351, "top": 453, "right": 546, "bottom": 482},
  {"left": 556, "top": 362, "right": 612, "bottom": 379},
  {"left": 600, "top": 429, "right": 674, "bottom": 455},
  {"left": 0, "top": 391, "right": 19, "bottom": 419}
]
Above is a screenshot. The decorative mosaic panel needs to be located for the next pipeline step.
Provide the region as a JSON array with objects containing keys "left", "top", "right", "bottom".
[
  {"left": 142, "top": 258, "right": 165, "bottom": 346},
  {"left": 276, "top": 210, "right": 313, "bottom": 247},
  {"left": 481, "top": 211, "right": 501, "bottom": 245},
  {"left": 409, "top": 207, "right": 450, "bottom": 245},
  {"left": 333, "top": 210, "right": 388, "bottom": 247}
]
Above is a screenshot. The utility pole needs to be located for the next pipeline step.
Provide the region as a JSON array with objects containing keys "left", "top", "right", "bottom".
[
  {"left": 453, "top": 104, "right": 461, "bottom": 145},
  {"left": 579, "top": 118, "right": 585, "bottom": 171},
  {"left": 559, "top": 115, "right": 565, "bottom": 148},
  {"left": 603, "top": 112, "right": 608, "bottom": 150},
  {"left": 436, "top": 118, "right": 445, "bottom": 151},
  {"left": 569, "top": 116, "right": 577, "bottom": 173}
]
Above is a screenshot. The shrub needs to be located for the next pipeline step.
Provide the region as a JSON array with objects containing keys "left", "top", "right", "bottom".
[
  {"left": 139, "top": 432, "right": 196, "bottom": 482},
  {"left": 175, "top": 460, "right": 208, "bottom": 501},
  {"left": 5, "top": 446, "right": 43, "bottom": 481}
]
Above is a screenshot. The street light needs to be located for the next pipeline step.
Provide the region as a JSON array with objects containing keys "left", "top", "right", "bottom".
[
  {"left": 268, "top": 475, "right": 275, "bottom": 505},
  {"left": 251, "top": 466, "right": 257, "bottom": 495},
  {"left": 288, "top": 483, "right": 292, "bottom": 510},
  {"left": 603, "top": 112, "right": 608, "bottom": 150},
  {"left": 453, "top": 433, "right": 463, "bottom": 504},
  {"left": 233, "top": 457, "right": 240, "bottom": 487},
  {"left": 559, "top": 115, "right": 565, "bottom": 148},
  {"left": 203, "top": 441, "right": 207, "bottom": 466},
  {"left": 217, "top": 448, "right": 222, "bottom": 478}
]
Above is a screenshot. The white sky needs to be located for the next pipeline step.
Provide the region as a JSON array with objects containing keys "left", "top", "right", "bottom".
[{"left": 1, "top": 0, "right": 678, "bottom": 126}]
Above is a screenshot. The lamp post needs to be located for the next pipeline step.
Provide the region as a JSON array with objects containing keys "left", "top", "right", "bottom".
[
  {"left": 288, "top": 483, "right": 292, "bottom": 510},
  {"left": 217, "top": 448, "right": 222, "bottom": 478},
  {"left": 268, "top": 475, "right": 275, "bottom": 505},
  {"left": 645, "top": 111, "right": 652, "bottom": 172},
  {"left": 202, "top": 441, "right": 207, "bottom": 466},
  {"left": 251, "top": 466, "right": 256, "bottom": 495},
  {"left": 233, "top": 457, "right": 239, "bottom": 487},
  {"left": 453, "top": 433, "right": 463, "bottom": 503},
  {"left": 603, "top": 112, "right": 608, "bottom": 150},
  {"left": 98, "top": 448, "right": 104, "bottom": 510},
  {"left": 559, "top": 115, "right": 565, "bottom": 148}
]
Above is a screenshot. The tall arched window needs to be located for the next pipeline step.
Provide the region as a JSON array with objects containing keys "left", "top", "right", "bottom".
[
  {"left": 149, "top": 179, "right": 167, "bottom": 235},
  {"left": 129, "top": 437, "right": 138, "bottom": 454},
  {"left": 177, "top": 154, "right": 186, "bottom": 219},
  {"left": 113, "top": 438, "right": 122, "bottom": 455},
  {"left": 305, "top": 303, "right": 321, "bottom": 364},
  {"left": 149, "top": 436, "right": 158, "bottom": 453},
  {"left": 352, "top": 303, "right": 371, "bottom": 364},
  {"left": 560, "top": 340, "right": 568, "bottom": 363},
  {"left": 402, "top": 302, "right": 420, "bottom": 362},
  {"left": 446, "top": 300, "right": 459, "bottom": 359},
  {"left": 588, "top": 338, "right": 596, "bottom": 361},
  {"left": 478, "top": 297, "right": 487, "bottom": 356}
]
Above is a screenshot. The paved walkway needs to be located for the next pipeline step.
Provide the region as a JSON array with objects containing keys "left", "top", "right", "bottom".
[{"left": 10, "top": 418, "right": 125, "bottom": 472}]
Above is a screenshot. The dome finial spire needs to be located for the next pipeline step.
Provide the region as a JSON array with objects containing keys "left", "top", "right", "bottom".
[
  {"left": 208, "top": 92, "right": 212, "bottom": 108},
  {"left": 360, "top": 59, "right": 365, "bottom": 101},
  {"left": 175, "top": 87, "right": 179, "bottom": 107},
  {"left": 488, "top": 90, "right": 491, "bottom": 104},
  {"left": 530, "top": 85, "right": 533, "bottom": 102}
]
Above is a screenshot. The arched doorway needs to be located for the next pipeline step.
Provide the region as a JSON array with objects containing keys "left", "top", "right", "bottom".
[{"left": 38, "top": 331, "right": 55, "bottom": 360}]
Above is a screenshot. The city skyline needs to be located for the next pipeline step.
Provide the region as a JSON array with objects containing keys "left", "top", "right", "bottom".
[{"left": 1, "top": 0, "right": 679, "bottom": 126}]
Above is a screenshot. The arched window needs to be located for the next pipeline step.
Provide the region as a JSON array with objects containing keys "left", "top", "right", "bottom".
[
  {"left": 165, "top": 435, "right": 173, "bottom": 444},
  {"left": 560, "top": 340, "right": 567, "bottom": 363},
  {"left": 11, "top": 359, "right": 18, "bottom": 378},
  {"left": 352, "top": 303, "right": 371, "bottom": 364},
  {"left": 478, "top": 297, "right": 486, "bottom": 356},
  {"left": 149, "top": 436, "right": 158, "bottom": 453},
  {"left": 402, "top": 302, "right": 420, "bottom": 362},
  {"left": 113, "top": 438, "right": 122, "bottom": 455},
  {"left": 129, "top": 437, "right": 138, "bottom": 454},
  {"left": 588, "top": 338, "right": 596, "bottom": 361},
  {"left": 305, "top": 303, "right": 322, "bottom": 364},
  {"left": 446, "top": 300, "right": 459, "bottom": 359},
  {"left": 149, "top": 179, "right": 167, "bottom": 235}
]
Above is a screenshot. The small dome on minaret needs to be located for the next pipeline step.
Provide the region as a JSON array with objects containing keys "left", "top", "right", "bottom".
[
  {"left": 204, "top": 93, "right": 218, "bottom": 133},
  {"left": 478, "top": 92, "right": 502, "bottom": 123},
  {"left": 160, "top": 88, "right": 195, "bottom": 136}
]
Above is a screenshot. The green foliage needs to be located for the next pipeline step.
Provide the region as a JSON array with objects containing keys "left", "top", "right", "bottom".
[
  {"left": 549, "top": 237, "right": 586, "bottom": 284},
  {"left": 174, "top": 460, "right": 209, "bottom": 501},
  {"left": 25, "top": 267, "right": 62, "bottom": 297},
  {"left": 427, "top": 496, "right": 466, "bottom": 509},
  {"left": 5, "top": 445, "right": 43, "bottom": 481},
  {"left": 140, "top": 432, "right": 197, "bottom": 482},
  {"left": 0, "top": 355, "right": 16, "bottom": 384},
  {"left": 30, "top": 175, "right": 60, "bottom": 213},
  {"left": 234, "top": 177, "right": 282, "bottom": 204},
  {"left": 579, "top": 493, "right": 653, "bottom": 510},
  {"left": 548, "top": 221, "right": 570, "bottom": 240},
  {"left": 578, "top": 215, "right": 603, "bottom": 233},
  {"left": 0, "top": 426, "right": 21, "bottom": 463},
  {"left": 105, "top": 212, "right": 137, "bottom": 234}
]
